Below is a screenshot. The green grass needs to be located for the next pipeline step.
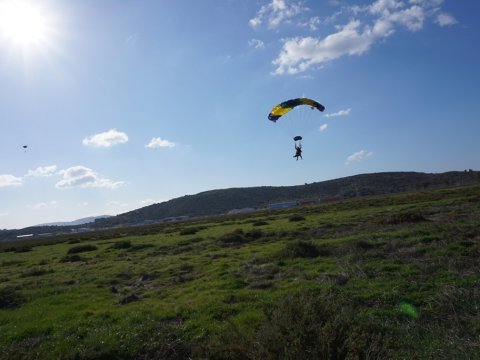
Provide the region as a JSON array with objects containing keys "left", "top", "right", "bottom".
[{"left": 1, "top": 184, "right": 479, "bottom": 359}]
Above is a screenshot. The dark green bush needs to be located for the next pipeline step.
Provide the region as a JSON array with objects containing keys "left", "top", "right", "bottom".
[
  {"left": 111, "top": 240, "right": 132, "bottom": 249},
  {"left": 279, "top": 240, "right": 320, "bottom": 259},
  {"left": 0, "top": 287, "right": 23, "bottom": 309},
  {"left": 253, "top": 220, "right": 269, "bottom": 226},
  {"left": 20, "top": 267, "right": 53, "bottom": 277},
  {"left": 384, "top": 211, "right": 427, "bottom": 224},
  {"left": 289, "top": 214, "right": 306, "bottom": 222},
  {"left": 201, "top": 290, "right": 391, "bottom": 359},
  {"left": 67, "top": 244, "right": 98, "bottom": 254},
  {"left": 60, "top": 254, "right": 85, "bottom": 263}
]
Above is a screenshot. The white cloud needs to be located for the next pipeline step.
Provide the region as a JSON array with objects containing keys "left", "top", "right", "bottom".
[
  {"left": 0, "top": 212, "right": 9, "bottom": 217},
  {"left": 248, "top": 38, "right": 265, "bottom": 49},
  {"left": 319, "top": 123, "right": 328, "bottom": 131},
  {"left": 325, "top": 108, "right": 351, "bottom": 118},
  {"left": 346, "top": 150, "right": 373, "bottom": 165},
  {"left": 369, "top": 0, "right": 403, "bottom": 15},
  {"left": 106, "top": 201, "right": 129, "bottom": 208},
  {"left": 300, "top": 16, "right": 320, "bottom": 31},
  {"left": 435, "top": 13, "right": 457, "bottom": 26},
  {"left": 0, "top": 174, "right": 22, "bottom": 188},
  {"left": 82, "top": 129, "right": 128, "bottom": 148},
  {"left": 249, "top": 0, "right": 308, "bottom": 29},
  {"left": 139, "top": 198, "right": 159, "bottom": 207},
  {"left": 55, "top": 166, "right": 124, "bottom": 189},
  {"left": 31, "top": 201, "right": 59, "bottom": 210},
  {"left": 145, "top": 137, "right": 176, "bottom": 149},
  {"left": 272, "top": 0, "right": 451, "bottom": 74},
  {"left": 273, "top": 21, "right": 376, "bottom": 74},
  {"left": 25, "top": 165, "right": 58, "bottom": 177}
]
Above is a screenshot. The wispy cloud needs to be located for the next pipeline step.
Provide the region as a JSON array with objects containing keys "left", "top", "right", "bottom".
[
  {"left": 248, "top": 38, "right": 265, "bottom": 49},
  {"left": 25, "top": 165, "right": 58, "bottom": 178},
  {"left": 249, "top": 0, "right": 308, "bottom": 29},
  {"left": 271, "top": 0, "right": 453, "bottom": 74},
  {"left": 83, "top": 129, "right": 128, "bottom": 148},
  {"left": 435, "top": 13, "right": 457, "bottom": 26},
  {"left": 346, "top": 150, "right": 373, "bottom": 165},
  {"left": 55, "top": 166, "right": 124, "bottom": 189},
  {"left": 319, "top": 123, "right": 328, "bottom": 131},
  {"left": 30, "top": 201, "right": 59, "bottom": 210},
  {"left": 145, "top": 137, "right": 176, "bottom": 149},
  {"left": 0, "top": 174, "right": 22, "bottom": 188},
  {"left": 299, "top": 16, "right": 321, "bottom": 31},
  {"left": 325, "top": 108, "right": 351, "bottom": 118}
]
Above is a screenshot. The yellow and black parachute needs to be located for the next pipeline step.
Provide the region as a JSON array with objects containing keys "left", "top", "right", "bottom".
[{"left": 268, "top": 98, "right": 325, "bottom": 122}]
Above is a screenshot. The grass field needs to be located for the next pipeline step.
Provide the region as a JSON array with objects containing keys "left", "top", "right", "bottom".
[{"left": 1, "top": 185, "right": 479, "bottom": 359}]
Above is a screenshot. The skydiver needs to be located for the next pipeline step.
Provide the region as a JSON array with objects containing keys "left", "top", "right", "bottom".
[{"left": 293, "top": 143, "right": 302, "bottom": 160}]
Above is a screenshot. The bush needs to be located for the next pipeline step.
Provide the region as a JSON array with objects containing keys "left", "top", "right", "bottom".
[
  {"left": 384, "top": 211, "right": 427, "bottom": 225},
  {"left": 111, "top": 240, "right": 132, "bottom": 249},
  {"left": 279, "top": 240, "right": 320, "bottom": 259},
  {"left": 218, "top": 229, "right": 265, "bottom": 246},
  {"left": 289, "top": 214, "right": 306, "bottom": 222},
  {"left": 60, "top": 254, "right": 85, "bottom": 263},
  {"left": 0, "top": 287, "right": 23, "bottom": 309},
  {"left": 253, "top": 220, "right": 269, "bottom": 227},
  {"left": 21, "top": 267, "right": 53, "bottom": 277},
  {"left": 202, "top": 290, "right": 391, "bottom": 359},
  {"left": 67, "top": 244, "right": 98, "bottom": 254}
]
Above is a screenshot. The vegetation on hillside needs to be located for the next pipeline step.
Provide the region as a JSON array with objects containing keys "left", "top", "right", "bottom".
[{"left": 0, "top": 184, "right": 479, "bottom": 359}]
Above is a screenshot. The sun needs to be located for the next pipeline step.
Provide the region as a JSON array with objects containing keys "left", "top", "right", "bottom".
[{"left": 0, "top": 0, "right": 51, "bottom": 48}]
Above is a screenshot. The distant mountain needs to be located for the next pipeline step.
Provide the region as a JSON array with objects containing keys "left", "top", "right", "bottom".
[
  {"left": 37, "top": 215, "right": 112, "bottom": 227},
  {"left": 92, "top": 170, "right": 480, "bottom": 229}
]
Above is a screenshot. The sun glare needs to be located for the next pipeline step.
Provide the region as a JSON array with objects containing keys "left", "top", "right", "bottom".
[{"left": 0, "top": 0, "right": 51, "bottom": 48}]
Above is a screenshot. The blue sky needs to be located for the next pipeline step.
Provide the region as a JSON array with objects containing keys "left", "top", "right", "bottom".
[{"left": 1, "top": 0, "right": 479, "bottom": 229}]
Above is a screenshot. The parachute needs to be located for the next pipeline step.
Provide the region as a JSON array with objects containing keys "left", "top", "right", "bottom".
[
  {"left": 293, "top": 136, "right": 303, "bottom": 141},
  {"left": 268, "top": 98, "right": 325, "bottom": 122}
]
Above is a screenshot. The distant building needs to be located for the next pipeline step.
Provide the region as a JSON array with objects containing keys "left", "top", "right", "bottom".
[
  {"left": 268, "top": 201, "right": 298, "bottom": 210},
  {"left": 227, "top": 207, "right": 256, "bottom": 215},
  {"left": 160, "top": 216, "right": 190, "bottom": 223},
  {"left": 298, "top": 199, "right": 317, "bottom": 206},
  {"left": 135, "top": 220, "right": 155, "bottom": 226},
  {"left": 16, "top": 234, "right": 34, "bottom": 238},
  {"left": 37, "top": 233, "right": 53, "bottom": 237}
]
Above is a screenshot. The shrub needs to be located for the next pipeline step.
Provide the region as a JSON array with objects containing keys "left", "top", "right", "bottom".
[
  {"left": 180, "top": 227, "right": 199, "bottom": 235},
  {"left": 21, "top": 267, "right": 53, "bottom": 277},
  {"left": 218, "top": 229, "right": 265, "bottom": 246},
  {"left": 60, "top": 254, "right": 85, "bottom": 263},
  {"left": 67, "top": 244, "right": 98, "bottom": 254},
  {"left": 289, "top": 214, "right": 306, "bottom": 222},
  {"left": 0, "top": 287, "right": 23, "bottom": 309},
  {"left": 202, "top": 290, "right": 391, "bottom": 359},
  {"left": 111, "top": 240, "right": 132, "bottom": 249},
  {"left": 279, "top": 240, "right": 320, "bottom": 259},
  {"left": 384, "top": 211, "right": 427, "bottom": 225},
  {"left": 253, "top": 220, "right": 269, "bottom": 226}
]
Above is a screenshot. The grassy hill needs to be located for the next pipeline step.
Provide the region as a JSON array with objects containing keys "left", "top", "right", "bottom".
[
  {"left": 93, "top": 170, "right": 480, "bottom": 228},
  {"left": 1, "top": 183, "right": 479, "bottom": 359}
]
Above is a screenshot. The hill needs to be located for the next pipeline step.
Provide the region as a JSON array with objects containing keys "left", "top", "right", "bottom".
[{"left": 93, "top": 170, "right": 480, "bottom": 228}]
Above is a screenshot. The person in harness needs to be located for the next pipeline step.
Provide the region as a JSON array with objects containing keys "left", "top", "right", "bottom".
[{"left": 294, "top": 143, "right": 302, "bottom": 160}]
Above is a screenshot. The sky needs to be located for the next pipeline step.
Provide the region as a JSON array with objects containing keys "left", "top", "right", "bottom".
[{"left": 1, "top": 0, "right": 479, "bottom": 229}]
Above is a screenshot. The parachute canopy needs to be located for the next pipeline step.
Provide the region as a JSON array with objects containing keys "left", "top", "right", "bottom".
[
  {"left": 268, "top": 98, "right": 325, "bottom": 122},
  {"left": 293, "top": 136, "right": 302, "bottom": 141}
]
